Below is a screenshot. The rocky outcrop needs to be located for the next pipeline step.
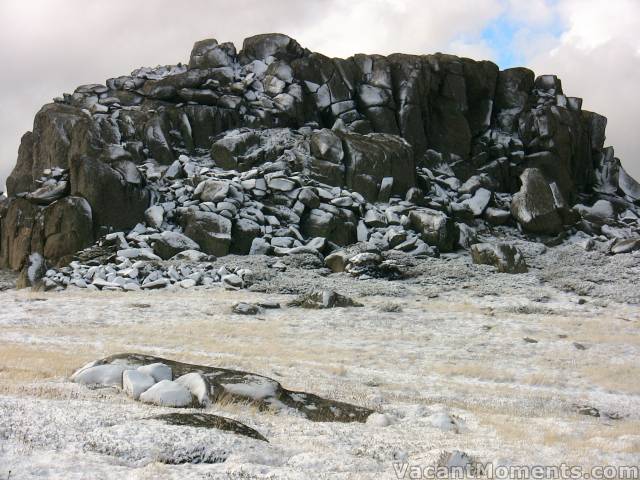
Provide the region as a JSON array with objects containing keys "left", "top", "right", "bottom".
[{"left": 1, "top": 33, "right": 638, "bottom": 288}]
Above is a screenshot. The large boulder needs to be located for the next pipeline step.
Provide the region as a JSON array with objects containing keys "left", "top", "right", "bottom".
[
  {"left": 188, "top": 38, "right": 236, "bottom": 69},
  {"left": 618, "top": 165, "right": 640, "bottom": 201},
  {"left": 307, "top": 129, "right": 345, "bottom": 186},
  {"left": 150, "top": 231, "right": 200, "bottom": 260},
  {"left": 29, "top": 104, "right": 90, "bottom": 180},
  {"left": 493, "top": 67, "right": 535, "bottom": 133},
  {"left": 510, "top": 168, "right": 563, "bottom": 235},
  {"left": 409, "top": 208, "right": 458, "bottom": 252},
  {"left": 230, "top": 218, "right": 262, "bottom": 254},
  {"left": 70, "top": 155, "right": 150, "bottom": 231},
  {"left": 239, "top": 33, "right": 305, "bottom": 64},
  {"left": 210, "top": 130, "right": 261, "bottom": 171},
  {"left": 340, "top": 132, "right": 415, "bottom": 201},
  {"left": 301, "top": 208, "right": 356, "bottom": 246},
  {"left": 470, "top": 243, "right": 528, "bottom": 274},
  {"left": 180, "top": 210, "right": 232, "bottom": 257},
  {"left": 42, "top": 196, "right": 94, "bottom": 266}
]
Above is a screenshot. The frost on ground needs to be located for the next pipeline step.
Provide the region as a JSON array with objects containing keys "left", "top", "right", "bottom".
[{"left": 1, "top": 243, "right": 640, "bottom": 479}]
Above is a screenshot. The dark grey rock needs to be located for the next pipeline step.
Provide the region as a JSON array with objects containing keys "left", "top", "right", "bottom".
[
  {"left": 180, "top": 210, "right": 232, "bottom": 256},
  {"left": 511, "top": 168, "right": 563, "bottom": 235},
  {"left": 470, "top": 243, "right": 528, "bottom": 273},
  {"left": 409, "top": 209, "right": 458, "bottom": 252}
]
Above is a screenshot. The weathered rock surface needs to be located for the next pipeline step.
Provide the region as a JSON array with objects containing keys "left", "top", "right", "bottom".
[{"left": 511, "top": 168, "right": 564, "bottom": 235}]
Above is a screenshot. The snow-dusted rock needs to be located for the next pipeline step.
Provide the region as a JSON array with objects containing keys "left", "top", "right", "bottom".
[
  {"left": 151, "top": 231, "right": 200, "bottom": 260},
  {"left": 470, "top": 242, "right": 528, "bottom": 274},
  {"left": 428, "top": 412, "right": 461, "bottom": 432},
  {"left": 117, "top": 248, "right": 161, "bottom": 262},
  {"left": 194, "top": 179, "right": 229, "bottom": 202},
  {"left": 144, "top": 205, "right": 164, "bottom": 229},
  {"left": 139, "top": 380, "right": 193, "bottom": 407},
  {"left": 137, "top": 362, "right": 172, "bottom": 382},
  {"left": 71, "top": 364, "right": 126, "bottom": 388},
  {"left": 366, "top": 412, "right": 393, "bottom": 427},
  {"left": 170, "top": 249, "right": 210, "bottom": 262},
  {"left": 175, "top": 372, "right": 212, "bottom": 407},
  {"left": 123, "top": 369, "right": 157, "bottom": 400}
]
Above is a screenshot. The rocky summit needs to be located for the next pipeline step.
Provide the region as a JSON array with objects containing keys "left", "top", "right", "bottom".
[{"left": 1, "top": 33, "right": 640, "bottom": 291}]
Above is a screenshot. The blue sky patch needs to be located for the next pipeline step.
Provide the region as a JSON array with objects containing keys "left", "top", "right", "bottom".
[{"left": 481, "top": 3, "right": 566, "bottom": 69}]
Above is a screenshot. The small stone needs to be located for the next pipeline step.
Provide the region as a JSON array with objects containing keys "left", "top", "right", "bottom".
[
  {"left": 222, "top": 273, "right": 243, "bottom": 289},
  {"left": 249, "top": 237, "right": 272, "bottom": 255},
  {"left": 232, "top": 302, "right": 262, "bottom": 315},
  {"left": 179, "top": 278, "right": 197, "bottom": 288},
  {"left": 194, "top": 179, "right": 229, "bottom": 202},
  {"left": 144, "top": 205, "right": 164, "bottom": 229},
  {"left": 288, "top": 289, "right": 363, "bottom": 309},
  {"left": 470, "top": 243, "right": 528, "bottom": 274},
  {"left": 364, "top": 209, "right": 386, "bottom": 228}
]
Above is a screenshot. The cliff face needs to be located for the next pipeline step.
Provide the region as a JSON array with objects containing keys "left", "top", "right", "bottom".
[{"left": 1, "top": 33, "right": 639, "bottom": 287}]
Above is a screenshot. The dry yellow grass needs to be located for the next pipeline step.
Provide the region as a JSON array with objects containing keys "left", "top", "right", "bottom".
[
  {"left": 579, "top": 362, "right": 640, "bottom": 395},
  {"left": 0, "top": 343, "right": 95, "bottom": 382}
]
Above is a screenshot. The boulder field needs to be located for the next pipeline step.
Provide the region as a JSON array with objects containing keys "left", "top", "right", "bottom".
[{"left": 1, "top": 33, "right": 639, "bottom": 290}]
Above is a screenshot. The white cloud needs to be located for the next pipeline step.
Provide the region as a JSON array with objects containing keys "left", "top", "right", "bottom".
[
  {"left": 527, "top": 0, "right": 640, "bottom": 178},
  {"left": 505, "top": 0, "right": 555, "bottom": 26},
  {"left": 292, "top": 0, "right": 503, "bottom": 57}
]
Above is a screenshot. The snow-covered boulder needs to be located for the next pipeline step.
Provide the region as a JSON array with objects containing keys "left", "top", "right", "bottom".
[
  {"left": 137, "top": 362, "right": 172, "bottom": 382},
  {"left": 123, "top": 369, "right": 157, "bottom": 400},
  {"left": 139, "top": 380, "right": 194, "bottom": 407},
  {"left": 71, "top": 364, "right": 126, "bottom": 388},
  {"left": 175, "top": 372, "right": 212, "bottom": 407}
]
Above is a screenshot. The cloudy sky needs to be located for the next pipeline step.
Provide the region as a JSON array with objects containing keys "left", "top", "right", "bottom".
[{"left": 1, "top": 0, "right": 639, "bottom": 188}]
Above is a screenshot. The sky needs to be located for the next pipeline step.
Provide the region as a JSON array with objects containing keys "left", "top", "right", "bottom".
[{"left": 1, "top": 0, "right": 639, "bottom": 189}]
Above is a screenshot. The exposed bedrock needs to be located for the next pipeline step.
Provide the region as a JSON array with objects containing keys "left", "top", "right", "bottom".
[
  {"left": 73, "top": 353, "right": 373, "bottom": 423},
  {"left": 1, "top": 33, "right": 639, "bottom": 284}
]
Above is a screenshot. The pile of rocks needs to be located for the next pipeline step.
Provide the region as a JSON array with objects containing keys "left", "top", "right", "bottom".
[{"left": 1, "top": 33, "right": 640, "bottom": 288}]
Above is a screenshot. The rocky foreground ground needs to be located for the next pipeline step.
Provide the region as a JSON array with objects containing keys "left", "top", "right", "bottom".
[{"left": 1, "top": 240, "right": 639, "bottom": 479}]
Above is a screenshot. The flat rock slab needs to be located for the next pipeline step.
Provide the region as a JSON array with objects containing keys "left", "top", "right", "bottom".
[{"left": 150, "top": 413, "right": 268, "bottom": 442}]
